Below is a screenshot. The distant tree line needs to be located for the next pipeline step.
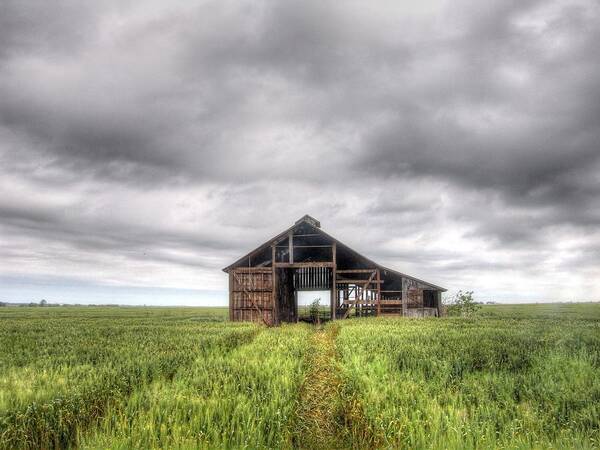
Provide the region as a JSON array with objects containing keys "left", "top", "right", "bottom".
[{"left": 0, "top": 300, "right": 61, "bottom": 307}]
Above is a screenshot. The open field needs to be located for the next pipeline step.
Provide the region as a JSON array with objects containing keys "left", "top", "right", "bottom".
[{"left": 1, "top": 303, "right": 599, "bottom": 449}]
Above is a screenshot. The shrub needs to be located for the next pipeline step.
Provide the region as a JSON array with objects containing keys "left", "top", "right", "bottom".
[{"left": 445, "top": 290, "right": 480, "bottom": 317}]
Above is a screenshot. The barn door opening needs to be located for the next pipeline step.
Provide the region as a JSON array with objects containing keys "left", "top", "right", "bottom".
[
  {"left": 276, "top": 267, "right": 296, "bottom": 323},
  {"left": 293, "top": 266, "right": 333, "bottom": 323},
  {"left": 273, "top": 266, "right": 334, "bottom": 324},
  {"left": 297, "top": 290, "right": 331, "bottom": 322}
]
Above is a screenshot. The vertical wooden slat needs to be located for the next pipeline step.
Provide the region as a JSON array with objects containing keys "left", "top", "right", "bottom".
[
  {"left": 295, "top": 290, "right": 299, "bottom": 323},
  {"left": 331, "top": 242, "right": 337, "bottom": 320},
  {"left": 271, "top": 245, "right": 278, "bottom": 326},
  {"left": 402, "top": 278, "right": 407, "bottom": 316},
  {"left": 376, "top": 268, "right": 381, "bottom": 317},
  {"left": 229, "top": 272, "right": 234, "bottom": 321}
]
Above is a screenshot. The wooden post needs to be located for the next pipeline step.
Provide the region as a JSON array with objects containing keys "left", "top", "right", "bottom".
[
  {"left": 229, "top": 272, "right": 234, "bottom": 321},
  {"left": 331, "top": 242, "right": 337, "bottom": 320},
  {"left": 376, "top": 268, "right": 381, "bottom": 317},
  {"left": 402, "top": 278, "right": 407, "bottom": 316},
  {"left": 272, "top": 245, "right": 278, "bottom": 326},
  {"left": 288, "top": 231, "right": 294, "bottom": 263}
]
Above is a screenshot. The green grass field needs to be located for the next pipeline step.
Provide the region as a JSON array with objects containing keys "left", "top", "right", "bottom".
[{"left": 0, "top": 303, "right": 599, "bottom": 449}]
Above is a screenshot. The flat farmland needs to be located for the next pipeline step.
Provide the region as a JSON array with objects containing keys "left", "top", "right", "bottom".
[{"left": 0, "top": 304, "right": 599, "bottom": 449}]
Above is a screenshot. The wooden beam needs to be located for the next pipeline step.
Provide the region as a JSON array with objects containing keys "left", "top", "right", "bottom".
[
  {"left": 229, "top": 273, "right": 234, "bottom": 321},
  {"left": 275, "top": 245, "right": 333, "bottom": 248},
  {"left": 341, "top": 297, "right": 358, "bottom": 320},
  {"left": 231, "top": 267, "right": 272, "bottom": 273},
  {"left": 336, "top": 269, "right": 379, "bottom": 273},
  {"left": 336, "top": 279, "right": 383, "bottom": 284},
  {"left": 274, "top": 262, "right": 334, "bottom": 268},
  {"left": 331, "top": 242, "right": 337, "bottom": 321},
  {"left": 342, "top": 300, "right": 404, "bottom": 305},
  {"left": 272, "top": 245, "right": 278, "bottom": 326},
  {"left": 402, "top": 279, "right": 407, "bottom": 316},
  {"left": 342, "top": 270, "right": 376, "bottom": 320},
  {"left": 376, "top": 268, "right": 381, "bottom": 317},
  {"left": 294, "top": 245, "right": 333, "bottom": 248}
]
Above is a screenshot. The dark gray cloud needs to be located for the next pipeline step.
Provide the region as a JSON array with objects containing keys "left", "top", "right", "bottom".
[
  {"left": 0, "top": 1, "right": 102, "bottom": 57},
  {"left": 0, "top": 0, "right": 599, "bottom": 302}
]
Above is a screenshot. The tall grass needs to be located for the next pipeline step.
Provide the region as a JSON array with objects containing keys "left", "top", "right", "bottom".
[
  {"left": 81, "top": 324, "right": 312, "bottom": 449},
  {"left": 336, "top": 317, "right": 600, "bottom": 449},
  {"left": 0, "top": 307, "right": 255, "bottom": 449},
  {"left": 1, "top": 304, "right": 599, "bottom": 449}
]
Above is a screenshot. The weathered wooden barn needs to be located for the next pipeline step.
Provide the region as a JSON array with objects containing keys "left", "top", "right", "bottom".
[{"left": 223, "top": 215, "right": 446, "bottom": 325}]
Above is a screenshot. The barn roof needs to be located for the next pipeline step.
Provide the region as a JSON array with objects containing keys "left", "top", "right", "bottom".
[{"left": 223, "top": 215, "right": 446, "bottom": 291}]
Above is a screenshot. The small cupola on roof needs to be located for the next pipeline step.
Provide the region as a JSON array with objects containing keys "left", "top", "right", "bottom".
[{"left": 295, "top": 214, "right": 320, "bottom": 228}]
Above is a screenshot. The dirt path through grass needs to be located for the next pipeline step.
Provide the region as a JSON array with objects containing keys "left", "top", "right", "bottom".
[{"left": 293, "top": 324, "right": 346, "bottom": 449}]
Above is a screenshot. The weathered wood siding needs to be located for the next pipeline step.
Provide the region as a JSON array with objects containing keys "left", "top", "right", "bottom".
[{"left": 230, "top": 268, "right": 274, "bottom": 325}]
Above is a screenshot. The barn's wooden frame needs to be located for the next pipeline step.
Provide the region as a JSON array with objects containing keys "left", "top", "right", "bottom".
[{"left": 224, "top": 215, "right": 446, "bottom": 325}]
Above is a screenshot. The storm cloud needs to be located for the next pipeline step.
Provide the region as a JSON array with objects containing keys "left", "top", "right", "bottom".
[{"left": 1, "top": 0, "right": 599, "bottom": 304}]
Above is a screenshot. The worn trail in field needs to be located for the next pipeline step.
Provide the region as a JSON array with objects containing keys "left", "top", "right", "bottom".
[{"left": 293, "top": 325, "right": 346, "bottom": 449}]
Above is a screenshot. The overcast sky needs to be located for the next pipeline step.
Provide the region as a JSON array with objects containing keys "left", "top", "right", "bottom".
[{"left": 1, "top": 0, "right": 599, "bottom": 305}]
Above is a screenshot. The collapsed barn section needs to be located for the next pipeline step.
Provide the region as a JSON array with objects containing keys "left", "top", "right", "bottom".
[{"left": 223, "top": 215, "right": 446, "bottom": 325}]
